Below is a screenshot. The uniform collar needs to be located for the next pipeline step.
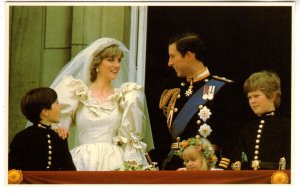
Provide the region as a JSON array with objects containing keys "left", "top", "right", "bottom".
[
  {"left": 258, "top": 111, "right": 276, "bottom": 118},
  {"left": 187, "top": 67, "right": 210, "bottom": 83},
  {"left": 36, "top": 123, "right": 52, "bottom": 129}
]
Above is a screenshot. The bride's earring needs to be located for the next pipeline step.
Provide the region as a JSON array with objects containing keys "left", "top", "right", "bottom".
[{"left": 96, "top": 68, "right": 99, "bottom": 73}]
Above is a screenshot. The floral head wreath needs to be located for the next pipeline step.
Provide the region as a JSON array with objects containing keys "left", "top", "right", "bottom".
[{"left": 176, "top": 135, "right": 218, "bottom": 168}]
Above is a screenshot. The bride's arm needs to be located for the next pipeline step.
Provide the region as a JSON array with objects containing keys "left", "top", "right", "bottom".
[
  {"left": 53, "top": 76, "right": 86, "bottom": 139},
  {"left": 113, "top": 82, "right": 152, "bottom": 165}
]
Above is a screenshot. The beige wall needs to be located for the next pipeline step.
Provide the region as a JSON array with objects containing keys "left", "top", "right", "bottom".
[{"left": 8, "top": 6, "right": 131, "bottom": 145}]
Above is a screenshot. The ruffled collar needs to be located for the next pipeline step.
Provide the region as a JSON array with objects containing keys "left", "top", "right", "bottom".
[
  {"left": 63, "top": 75, "right": 142, "bottom": 111},
  {"left": 109, "top": 82, "right": 142, "bottom": 102}
]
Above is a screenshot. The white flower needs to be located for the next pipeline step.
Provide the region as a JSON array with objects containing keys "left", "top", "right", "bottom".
[
  {"left": 198, "top": 106, "right": 211, "bottom": 122},
  {"left": 198, "top": 123, "right": 212, "bottom": 138}
]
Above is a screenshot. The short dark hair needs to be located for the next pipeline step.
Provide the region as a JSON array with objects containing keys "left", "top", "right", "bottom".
[
  {"left": 20, "top": 87, "right": 57, "bottom": 123},
  {"left": 169, "top": 32, "right": 207, "bottom": 63}
]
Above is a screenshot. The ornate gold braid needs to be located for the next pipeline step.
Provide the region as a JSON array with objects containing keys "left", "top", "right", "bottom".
[{"left": 159, "top": 88, "right": 180, "bottom": 118}]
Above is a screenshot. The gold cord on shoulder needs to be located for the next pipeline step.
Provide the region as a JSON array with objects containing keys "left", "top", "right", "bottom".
[
  {"left": 159, "top": 88, "right": 180, "bottom": 115},
  {"left": 159, "top": 88, "right": 181, "bottom": 131}
]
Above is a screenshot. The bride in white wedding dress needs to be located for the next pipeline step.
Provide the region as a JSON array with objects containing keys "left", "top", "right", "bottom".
[{"left": 50, "top": 38, "right": 154, "bottom": 171}]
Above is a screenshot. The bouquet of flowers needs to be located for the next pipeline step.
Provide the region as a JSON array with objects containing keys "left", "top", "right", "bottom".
[{"left": 123, "top": 161, "right": 158, "bottom": 171}]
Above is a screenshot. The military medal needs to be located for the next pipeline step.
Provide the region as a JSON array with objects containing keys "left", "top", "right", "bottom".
[
  {"left": 203, "top": 85, "right": 215, "bottom": 100},
  {"left": 185, "top": 87, "right": 193, "bottom": 97},
  {"left": 185, "top": 80, "right": 193, "bottom": 97},
  {"left": 208, "top": 86, "right": 215, "bottom": 100},
  {"left": 197, "top": 106, "right": 213, "bottom": 138},
  {"left": 202, "top": 85, "right": 209, "bottom": 100}
]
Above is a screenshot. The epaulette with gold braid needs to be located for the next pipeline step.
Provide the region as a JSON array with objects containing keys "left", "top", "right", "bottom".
[
  {"left": 213, "top": 75, "right": 234, "bottom": 83},
  {"left": 218, "top": 157, "right": 231, "bottom": 169},
  {"left": 159, "top": 88, "right": 180, "bottom": 118}
]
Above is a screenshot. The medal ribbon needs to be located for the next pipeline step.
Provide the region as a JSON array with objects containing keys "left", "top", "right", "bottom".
[{"left": 171, "top": 79, "right": 225, "bottom": 140}]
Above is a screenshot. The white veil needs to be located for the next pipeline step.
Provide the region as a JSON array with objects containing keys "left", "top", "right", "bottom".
[
  {"left": 50, "top": 37, "right": 154, "bottom": 152},
  {"left": 50, "top": 38, "right": 129, "bottom": 89}
]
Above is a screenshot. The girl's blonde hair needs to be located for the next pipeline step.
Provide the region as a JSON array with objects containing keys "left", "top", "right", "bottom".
[
  {"left": 176, "top": 136, "right": 217, "bottom": 169},
  {"left": 182, "top": 145, "right": 209, "bottom": 170}
]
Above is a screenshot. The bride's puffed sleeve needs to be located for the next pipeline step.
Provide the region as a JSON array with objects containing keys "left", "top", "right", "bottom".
[
  {"left": 113, "top": 82, "right": 152, "bottom": 165},
  {"left": 53, "top": 76, "right": 88, "bottom": 130}
]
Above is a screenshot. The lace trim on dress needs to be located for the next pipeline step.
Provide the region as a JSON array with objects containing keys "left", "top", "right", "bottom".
[
  {"left": 62, "top": 76, "right": 118, "bottom": 113},
  {"left": 109, "top": 82, "right": 142, "bottom": 102}
]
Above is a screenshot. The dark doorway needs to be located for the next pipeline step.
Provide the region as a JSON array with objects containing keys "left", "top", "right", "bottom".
[{"left": 145, "top": 6, "right": 292, "bottom": 167}]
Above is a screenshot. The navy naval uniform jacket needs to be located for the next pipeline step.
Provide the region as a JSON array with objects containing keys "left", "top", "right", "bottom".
[
  {"left": 230, "top": 111, "right": 291, "bottom": 170},
  {"left": 161, "top": 75, "right": 246, "bottom": 170},
  {"left": 9, "top": 123, "right": 76, "bottom": 171}
]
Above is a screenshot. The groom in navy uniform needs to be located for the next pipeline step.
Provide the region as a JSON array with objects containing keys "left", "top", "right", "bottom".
[{"left": 160, "top": 32, "right": 245, "bottom": 170}]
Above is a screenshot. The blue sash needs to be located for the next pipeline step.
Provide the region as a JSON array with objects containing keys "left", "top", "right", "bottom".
[{"left": 171, "top": 79, "right": 225, "bottom": 140}]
